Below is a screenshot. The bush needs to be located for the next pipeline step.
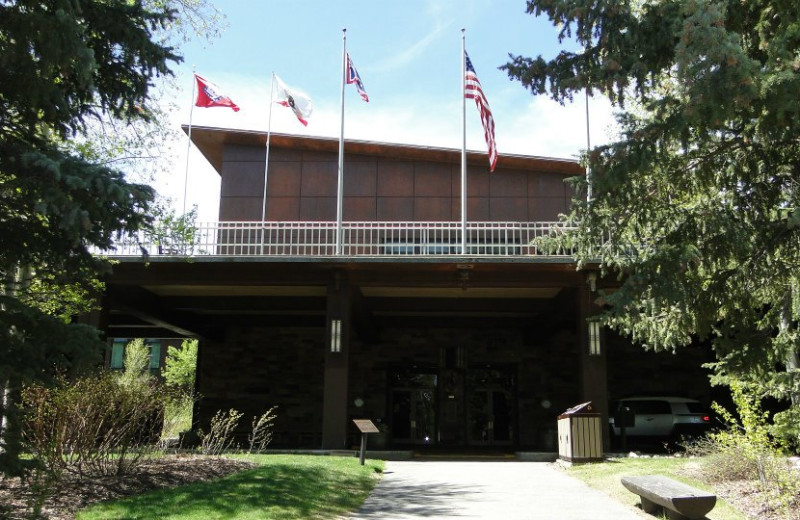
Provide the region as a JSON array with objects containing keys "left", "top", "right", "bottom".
[
  {"left": 248, "top": 407, "right": 277, "bottom": 454},
  {"left": 686, "top": 381, "right": 800, "bottom": 512},
  {"left": 162, "top": 339, "right": 198, "bottom": 394},
  {"left": 198, "top": 409, "right": 243, "bottom": 456},
  {"left": 21, "top": 372, "right": 164, "bottom": 479}
]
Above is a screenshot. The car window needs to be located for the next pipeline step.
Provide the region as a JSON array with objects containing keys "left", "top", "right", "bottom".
[
  {"left": 685, "top": 402, "right": 705, "bottom": 414},
  {"left": 626, "top": 400, "right": 671, "bottom": 414}
]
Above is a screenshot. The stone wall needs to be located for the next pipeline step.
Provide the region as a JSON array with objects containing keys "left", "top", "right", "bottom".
[
  {"left": 198, "top": 322, "right": 585, "bottom": 449},
  {"left": 195, "top": 322, "right": 712, "bottom": 450}
]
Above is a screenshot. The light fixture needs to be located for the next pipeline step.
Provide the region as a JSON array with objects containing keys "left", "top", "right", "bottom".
[
  {"left": 589, "top": 321, "right": 601, "bottom": 356},
  {"left": 587, "top": 272, "right": 597, "bottom": 292},
  {"left": 330, "top": 319, "right": 342, "bottom": 353}
]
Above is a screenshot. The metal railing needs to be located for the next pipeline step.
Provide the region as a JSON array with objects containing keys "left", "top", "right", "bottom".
[{"left": 99, "top": 221, "right": 579, "bottom": 258}]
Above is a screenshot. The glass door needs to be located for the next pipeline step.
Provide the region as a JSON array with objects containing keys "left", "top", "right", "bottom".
[
  {"left": 389, "top": 370, "right": 437, "bottom": 445},
  {"left": 466, "top": 367, "right": 515, "bottom": 446}
]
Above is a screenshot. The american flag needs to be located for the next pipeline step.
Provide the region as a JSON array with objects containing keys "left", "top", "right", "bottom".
[
  {"left": 465, "top": 51, "right": 497, "bottom": 172},
  {"left": 346, "top": 53, "right": 369, "bottom": 102}
]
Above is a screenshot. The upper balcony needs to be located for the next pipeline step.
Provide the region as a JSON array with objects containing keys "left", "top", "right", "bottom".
[{"left": 102, "top": 220, "right": 577, "bottom": 259}]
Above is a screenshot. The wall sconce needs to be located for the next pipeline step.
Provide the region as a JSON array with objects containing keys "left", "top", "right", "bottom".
[
  {"left": 330, "top": 319, "right": 342, "bottom": 353},
  {"left": 589, "top": 321, "right": 601, "bottom": 356},
  {"left": 587, "top": 272, "right": 597, "bottom": 292}
]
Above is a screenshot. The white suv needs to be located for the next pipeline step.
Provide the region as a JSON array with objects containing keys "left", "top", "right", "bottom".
[{"left": 609, "top": 396, "right": 712, "bottom": 438}]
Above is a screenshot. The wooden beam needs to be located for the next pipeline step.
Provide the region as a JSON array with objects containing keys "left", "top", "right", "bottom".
[{"left": 105, "top": 285, "right": 218, "bottom": 340}]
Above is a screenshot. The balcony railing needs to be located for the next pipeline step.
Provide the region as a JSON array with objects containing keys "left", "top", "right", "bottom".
[{"left": 100, "top": 221, "right": 578, "bottom": 258}]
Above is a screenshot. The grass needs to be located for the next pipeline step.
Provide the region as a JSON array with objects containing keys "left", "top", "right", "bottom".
[
  {"left": 162, "top": 395, "right": 194, "bottom": 440},
  {"left": 566, "top": 457, "right": 747, "bottom": 520},
  {"left": 76, "top": 455, "right": 384, "bottom": 520}
]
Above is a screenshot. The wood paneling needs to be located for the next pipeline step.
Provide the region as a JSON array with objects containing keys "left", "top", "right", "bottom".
[
  {"left": 222, "top": 144, "right": 264, "bottom": 163},
  {"left": 490, "top": 171, "right": 528, "bottom": 198},
  {"left": 220, "top": 161, "right": 266, "bottom": 197},
  {"left": 377, "top": 197, "right": 414, "bottom": 221},
  {"left": 415, "top": 197, "right": 452, "bottom": 221},
  {"left": 466, "top": 166, "right": 490, "bottom": 197},
  {"left": 215, "top": 137, "right": 575, "bottom": 223},
  {"left": 300, "top": 197, "right": 336, "bottom": 220},
  {"left": 489, "top": 197, "right": 528, "bottom": 221},
  {"left": 343, "top": 197, "right": 377, "bottom": 221},
  {"left": 219, "top": 197, "right": 264, "bottom": 221},
  {"left": 529, "top": 173, "right": 569, "bottom": 198},
  {"left": 466, "top": 196, "right": 490, "bottom": 221},
  {"left": 267, "top": 197, "right": 300, "bottom": 221},
  {"left": 344, "top": 158, "right": 377, "bottom": 197},
  {"left": 301, "top": 162, "right": 337, "bottom": 197},
  {"left": 377, "top": 160, "right": 414, "bottom": 197},
  {"left": 414, "top": 163, "right": 451, "bottom": 197},
  {"left": 529, "top": 197, "right": 569, "bottom": 221},
  {"left": 270, "top": 148, "right": 303, "bottom": 162},
  {"left": 267, "top": 162, "right": 302, "bottom": 197}
]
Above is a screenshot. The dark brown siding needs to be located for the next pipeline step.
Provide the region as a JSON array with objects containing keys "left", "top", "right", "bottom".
[{"left": 218, "top": 145, "right": 574, "bottom": 222}]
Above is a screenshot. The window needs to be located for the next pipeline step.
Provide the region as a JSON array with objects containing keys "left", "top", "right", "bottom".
[
  {"left": 148, "top": 342, "right": 161, "bottom": 370},
  {"left": 629, "top": 400, "right": 671, "bottom": 415},
  {"left": 110, "top": 341, "right": 125, "bottom": 369},
  {"left": 109, "top": 339, "right": 163, "bottom": 371}
]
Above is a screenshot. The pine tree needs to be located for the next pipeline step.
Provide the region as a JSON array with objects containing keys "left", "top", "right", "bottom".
[
  {"left": 504, "top": 0, "right": 800, "bottom": 444},
  {"left": 0, "top": 0, "right": 181, "bottom": 474}
]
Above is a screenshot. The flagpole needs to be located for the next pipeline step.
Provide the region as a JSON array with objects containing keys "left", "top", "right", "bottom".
[
  {"left": 461, "top": 29, "right": 467, "bottom": 255},
  {"left": 183, "top": 66, "right": 197, "bottom": 221},
  {"left": 585, "top": 88, "right": 592, "bottom": 202},
  {"left": 261, "top": 72, "right": 276, "bottom": 255},
  {"left": 336, "top": 28, "right": 347, "bottom": 255}
]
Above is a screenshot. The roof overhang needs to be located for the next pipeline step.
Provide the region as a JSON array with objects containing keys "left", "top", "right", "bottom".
[{"left": 183, "top": 125, "right": 585, "bottom": 177}]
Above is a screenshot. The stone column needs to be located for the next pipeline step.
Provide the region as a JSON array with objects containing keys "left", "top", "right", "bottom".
[
  {"left": 578, "top": 276, "right": 608, "bottom": 450},
  {"left": 322, "top": 272, "right": 352, "bottom": 449}
]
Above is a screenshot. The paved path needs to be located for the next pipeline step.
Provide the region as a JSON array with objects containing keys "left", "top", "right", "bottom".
[{"left": 350, "top": 460, "right": 645, "bottom": 520}]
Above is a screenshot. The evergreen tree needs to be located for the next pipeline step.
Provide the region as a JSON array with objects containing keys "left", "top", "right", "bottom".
[
  {"left": 0, "top": 0, "right": 181, "bottom": 473},
  {"left": 504, "top": 0, "right": 800, "bottom": 442}
]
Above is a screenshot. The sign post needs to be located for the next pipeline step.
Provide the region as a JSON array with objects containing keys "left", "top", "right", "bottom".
[{"left": 352, "top": 419, "right": 380, "bottom": 466}]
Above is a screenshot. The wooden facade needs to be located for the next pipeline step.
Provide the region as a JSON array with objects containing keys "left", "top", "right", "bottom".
[{"left": 100, "top": 127, "right": 713, "bottom": 452}]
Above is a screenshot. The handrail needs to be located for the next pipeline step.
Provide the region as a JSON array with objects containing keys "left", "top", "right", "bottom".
[{"left": 97, "top": 221, "right": 579, "bottom": 258}]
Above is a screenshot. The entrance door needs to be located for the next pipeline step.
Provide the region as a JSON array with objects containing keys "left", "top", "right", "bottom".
[
  {"left": 466, "top": 368, "right": 515, "bottom": 446},
  {"left": 389, "top": 370, "right": 437, "bottom": 445}
]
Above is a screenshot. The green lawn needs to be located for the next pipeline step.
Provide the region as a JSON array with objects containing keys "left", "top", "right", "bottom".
[
  {"left": 566, "top": 457, "right": 747, "bottom": 520},
  {"left": 76, "top": 455, "right": 384, "bottom": 520}
]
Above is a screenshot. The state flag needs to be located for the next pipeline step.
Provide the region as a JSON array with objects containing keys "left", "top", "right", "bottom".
[
  {"left": 275, "top": 75, "right": 313, "bottom": 126},
  {"left": 194, "top": 74, "right": 240, "bottom": 111}
]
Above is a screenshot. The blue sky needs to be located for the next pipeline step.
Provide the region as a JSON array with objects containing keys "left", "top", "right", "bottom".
[{"left": 162, "top": 0, "right": 616, "bottom": 221}]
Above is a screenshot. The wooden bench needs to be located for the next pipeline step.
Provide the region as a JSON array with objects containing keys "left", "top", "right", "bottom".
[{"left": 621, "top": 475, "right": 716, "bottom": 520}]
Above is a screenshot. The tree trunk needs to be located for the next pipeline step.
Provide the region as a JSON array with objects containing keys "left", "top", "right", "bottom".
[
  {"left": 0, "top": 266, "right": 30, "bottom": 474},
  {"left": 781, "top": 293, "right": 800, "bottom": 407}
]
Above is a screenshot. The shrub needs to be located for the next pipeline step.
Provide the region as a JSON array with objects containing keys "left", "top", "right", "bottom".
[
  {"left": 21, "top": 372, "right": 164, "bottom": 479},
  {"left": 116, "top": 338, "right": 153, "bottom": 390},
  {"left": 248, "top": 407, "right": 277, "bottom": 454},
  {"left": 162, "top": 393, "right": 196, "bottom": 442},
  {"left": 162, "top": 339, "right": 198, "bottom": 394},
  {"left": 198, "top": 409, "right": 243, "bottom": 456},
  {"left": 686, "top": 381, "right": 800, "bottom": 512}
]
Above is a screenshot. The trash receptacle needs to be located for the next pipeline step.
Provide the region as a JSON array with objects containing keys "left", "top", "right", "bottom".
[{"left": 557, "top": 401, "right": 603, "bottom": 463}]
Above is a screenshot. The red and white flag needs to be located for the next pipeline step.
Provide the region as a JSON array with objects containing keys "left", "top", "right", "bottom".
[
  {"left": 465, "top": 51, "right": 497, "bottom": 172},
  {"left": 275, "top": 75, "right": 313, "bottom": 126},
  {"left": 194, "top": 74, "right": 240, "bottom": 111},
  {"left": 346, "top": 53, "right": 369, "bottom": 102}
]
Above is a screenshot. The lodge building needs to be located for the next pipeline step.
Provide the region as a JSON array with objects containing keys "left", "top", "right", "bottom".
[{"left": 99, "top": 126, "right": 712, "bottom": 451}]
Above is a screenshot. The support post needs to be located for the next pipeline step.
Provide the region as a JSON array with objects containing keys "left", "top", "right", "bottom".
[
  {"left": 359, "top": 433, "right": 367, "bottom": 465},
  {"left": 322, "top": 273, "right": 352, "bottom": 449},
  {"left": 578, "top": 278, "right": 608, "bottom": 451}
]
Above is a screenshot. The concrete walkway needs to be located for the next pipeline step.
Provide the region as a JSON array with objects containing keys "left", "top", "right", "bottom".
[{"left": 350, "top": 460, "right": 645, "bottom": 520}]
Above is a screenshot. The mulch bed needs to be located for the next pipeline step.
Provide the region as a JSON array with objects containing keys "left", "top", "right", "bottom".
[{"left": 0, "top": 455, "right": 257, "bottom": 520}]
